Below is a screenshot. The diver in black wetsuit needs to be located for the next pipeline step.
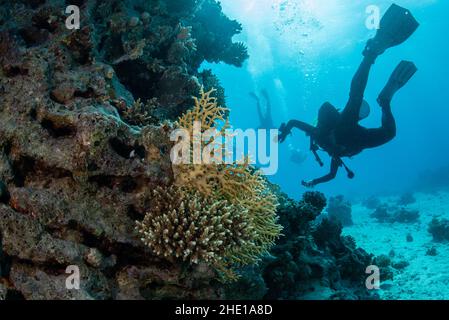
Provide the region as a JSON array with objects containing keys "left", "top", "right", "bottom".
[
  {"left": 249, "top": 89, "right": 275, "bottom": 129},
  {"left": 278, "top": 4, "right": 419, "bottom": 188}
]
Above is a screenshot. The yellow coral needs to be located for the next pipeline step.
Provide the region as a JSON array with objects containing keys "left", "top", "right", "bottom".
[
  {"left": 135, "top": 186, "right": 256, "bottom": 270},
  {"left": 175, "top": 88, "right": 282, "bottom": 277},
  {"left": 176, "top": 88, "right": 229, "bottom": 134},
  {"left": 137, "top": 88, "right": 282, "bottom": 281}
]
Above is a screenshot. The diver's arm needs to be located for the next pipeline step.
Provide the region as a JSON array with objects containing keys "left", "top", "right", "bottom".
[
  {"left": 302, "top": 157, "right": 341, "bottom": 188},
  {"left": 278, "top": 120, "right": 316, "bottom": 143},
  {"left": 286, "top": 120, "right": 316, "bottom": 134}
]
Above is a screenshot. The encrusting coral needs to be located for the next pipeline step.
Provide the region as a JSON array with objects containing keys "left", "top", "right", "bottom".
[{"left": 137, "top": 89, "right": 282, "bottom": 281}]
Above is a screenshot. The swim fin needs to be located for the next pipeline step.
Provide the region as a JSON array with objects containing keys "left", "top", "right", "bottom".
[
  {"left": 378, "top": 60, "right": 418, "bottom": 105},
  {"left": 364, "top": 4, "right": 420, "bottom": 57}
]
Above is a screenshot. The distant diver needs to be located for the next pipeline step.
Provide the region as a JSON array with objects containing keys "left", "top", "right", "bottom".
[
  {"left": 288, "top": 144, "right": 307, "bottom": 165},
  {"left": 249, "top": 89, "right": 275, "bottom": 129},
  {"left": 278, "top": 4, "right": 419, "bottom": 188}
]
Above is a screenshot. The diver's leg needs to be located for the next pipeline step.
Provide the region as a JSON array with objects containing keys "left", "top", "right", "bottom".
[
  {"left": 340, "top": 55, "right": 376, "bottom": 125},
  {"left": 378, "top": 61, "right": 418, "bottom": 105},
  {"left": 249, "top": 92, "right": 265, "bottom": 127},
  {"left": 362, "top": 61, "right": 416, "bottom": 148},
  {"left": 261, "top": 89, "right": 274, "bottom": 128},
  {"left": 361, "top": 102, "right": 397, "bottom": 149}
]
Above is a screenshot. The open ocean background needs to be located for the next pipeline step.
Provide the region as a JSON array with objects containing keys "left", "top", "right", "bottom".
[{"left": 203, "top": 0, "right": 449, "bottom": 200}]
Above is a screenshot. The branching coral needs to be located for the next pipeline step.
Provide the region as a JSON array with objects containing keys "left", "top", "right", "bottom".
[
  {"left": 137, "top": 89, "right": 282, "bottom": 281},
  {"left": 136, "top": 186, "right": 254, "bottom": 268},
  {"left": 120, "top": 98, "right": 158, "bottom": 127},
  {"left": 174, "top": 89, "right": 282, "bottom": 253}
]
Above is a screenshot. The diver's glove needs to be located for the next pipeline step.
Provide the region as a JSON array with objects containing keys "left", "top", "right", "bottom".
[
  {"left": 301, "top": 180, "right": 316, "bottom": 189},
  {"left": 278, "top": 123, "right": 290, "bottom": 143}
]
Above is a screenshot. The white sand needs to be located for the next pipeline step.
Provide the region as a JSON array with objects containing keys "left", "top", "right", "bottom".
[{"left": 344, "top": 191, "right": 449, "bottom": 300}]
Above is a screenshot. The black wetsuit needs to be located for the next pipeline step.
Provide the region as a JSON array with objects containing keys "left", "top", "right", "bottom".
[{"left": 282, "top": 55, "right": 397, "bottom": 186}]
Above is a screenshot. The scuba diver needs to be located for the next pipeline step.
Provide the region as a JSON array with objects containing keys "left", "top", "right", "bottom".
[
  {"left": 251, "top": 90, "right": 307, "bottom": 165},
  {"left": 288, "top": 144, "right": 308, "bottom": 165},
  {"left": 278, "top": 4, "right": 420, "bottom": 188},
  {"left": 249, "top": 89, "right": 275, "bottom": 129}
]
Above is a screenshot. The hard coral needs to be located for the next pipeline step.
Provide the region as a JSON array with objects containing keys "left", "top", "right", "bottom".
[
  {"left": 0, "top": 0, "right": 252, "bottom": 300},
  {"left": 371, "top": 204, "right": 419, "bottom": 224},
  {"left": 256, "top": 189, "right": 374, "bottom": 300},
  {"left": 428, "top": 217, "right": 449, "bottom": 242},
  {"left": 327, "top": 195, "right": 353, "bottom": 227},
  {"left": 136, "top": 186, "right": 254, "bottom": 274},
  {"left": 140, "top": 88, "right": 283, "bottom": 281}
]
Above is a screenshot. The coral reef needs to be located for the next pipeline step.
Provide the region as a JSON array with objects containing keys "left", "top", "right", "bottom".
[
  {"left": 425, "top": 246, "right": 438, "bottom": 256},
  {"left": 229, "top": 189, "right": 376, "bottom": 300},
  {"left": 326, "top": 195, "right": 353, "bottom": 227},
  {"left": 372, "top": 255, "right": 394, "bottom": 282},
  {"left": 166, "top": 89, "right": 282, "bottom": 280},
  {"left": 397, "top": 192, "right": 416, "bottom": 206},
  {"left": 0, "top": 0, "right": 247, "bottom": 300},
  {"left": 136, "top": 186, "right": 251, "bottom": 265},
  {"left": 371, "top": 204, "right": 420, "bottom": 224},
  {"left": 428, "top": 217, "right": 449, "bottom": 242},
  {"left": 362, "top": 196, "right": 381, "bottom": 210},
  {"left": 0, "top": 0, "right": 374, "bottom": 300}
]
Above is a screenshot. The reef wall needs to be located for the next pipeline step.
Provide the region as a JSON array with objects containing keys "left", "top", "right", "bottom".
[{"left": 0, "top": 0, "right": 372, "bottom": 300}]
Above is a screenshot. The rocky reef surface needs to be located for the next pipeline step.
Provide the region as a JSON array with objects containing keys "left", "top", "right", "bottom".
[
  {"left": 227, "top": 189, "right": 375, "bottom": 300},
  {"left": 0, "top": 0, "right": 373, "bottom": 300}
]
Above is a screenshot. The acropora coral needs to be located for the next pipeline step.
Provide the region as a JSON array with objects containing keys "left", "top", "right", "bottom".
[
  {"left": 137, "top": 89, "right": 282, "bottom": 281},
  {"left": 136, "top": 186, "right": 254, "bottom": 277}
]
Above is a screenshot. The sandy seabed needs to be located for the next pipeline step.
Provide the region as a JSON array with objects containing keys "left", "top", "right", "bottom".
[{"left": 344, "top": 191, "right": 449, "bottom": 300}]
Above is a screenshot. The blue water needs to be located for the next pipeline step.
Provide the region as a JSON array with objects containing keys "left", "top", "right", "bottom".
[{"left": 202, "top": 0, "right": 449, "bottom": 200}]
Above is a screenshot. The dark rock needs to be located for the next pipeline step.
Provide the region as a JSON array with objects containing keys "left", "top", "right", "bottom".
[
  {"left": 239, "top": 189, "right": 375, "bottom": 300},
  {"left": 397, "top": 192, "right": 416, "bottom": 206},
  {"left": 395, "top": 208, "right": 420, "bottom": 223},
  {"left": 392, "top": 260, "right": 409, "bottom": 270},
  {"left": 373, "top": 255, "right": 391, "bottom": 268},
  {"left": 327, "top": 195, "right": 353, "bottom": 227},
  {"left": 0, "top": 181, "right": 9, "bottom": 203},
  {"left": 362, "top": 196, "right": 381, "bottom": 210},
  {"left": 426, "top": 246, "right": 438, "bottom": 256},
  {"left": 388, "top": 249, "right": 396, "bottom": 258},
  {"left": 371, "top": 204, "right": 420, "bottom": 224},
  {"left": 428, "top": 218, "right": 449, "bottom": 242},
  {"left": 373, "top": 255, "right": 394, "bottom": 282},
  {"left": 406, "top": 233, "right": 414, "bottom": 242},
  {"left": 225, "top": 266, "right": 267, "bottom": 300}
]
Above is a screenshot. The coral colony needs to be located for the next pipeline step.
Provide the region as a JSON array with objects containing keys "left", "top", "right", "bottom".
[{"left": 170, "top": 89, "right": 279, "bottom": 175}]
